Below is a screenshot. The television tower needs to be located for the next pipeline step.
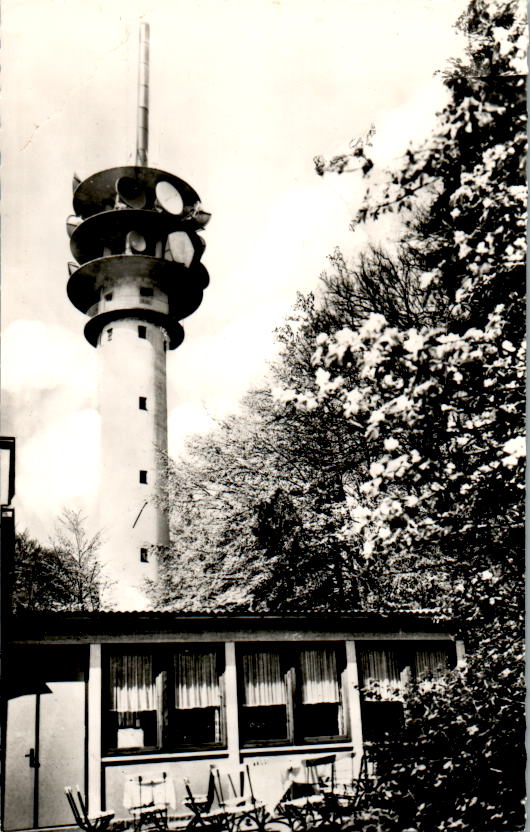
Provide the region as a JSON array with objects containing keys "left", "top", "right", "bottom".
[{"left": 66, "top": 23, "right": 210, "bottom": 609}]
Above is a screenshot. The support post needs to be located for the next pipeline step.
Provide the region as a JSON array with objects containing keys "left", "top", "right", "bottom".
[
  {"left": 224, "top": 642, "right": 240, "bottom": 768},
  {"left": 88, "top": 644, "right": 102, "bottom": 815},
  {"left": 345, "top": 640, "right": 363, "bottom": 776},
  {"left": 455, "top": 639, "right": 466, "bottom": 667}
]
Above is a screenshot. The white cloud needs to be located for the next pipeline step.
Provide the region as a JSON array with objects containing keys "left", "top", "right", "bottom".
[{"left": 3, "top": 320, "right": 97, "bottom": 396}]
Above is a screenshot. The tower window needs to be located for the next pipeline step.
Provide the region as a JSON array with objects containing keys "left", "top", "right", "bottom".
[
  {"left": 140, "top": 287, "right": 154, "bottom": 297},
  {"left": 140, "top": 548, "right": 149, "bottom": 563},
  {"left": 163, "top": 341, "right": 167, "bottom": 352},
  {"left": 139, "top": 470, "right": 148, "bottom": 484},
  {"left": 105, "top": 292, "right": 113, "bottom": 301},
  {"left": 139, "top": 396, "right": 147, "bottom": 410},
  {"left": 107, "top": 328, "right": 113, "bottom": 341},
  {"left": 138, "top": 325, "right": 147, "bottom": 339}
]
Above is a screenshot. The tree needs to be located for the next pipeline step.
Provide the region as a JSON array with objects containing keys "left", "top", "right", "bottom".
[
  {"left": 11, "top": 530, "right": 75, "bottom": 612},
  {"left": 50, "top": 508, "right": 107, "bottom": 611},
  {"left": 152, "top": 235, "right": 449, "bottom": 614},
  {"left": 284, "top": 0, "right": 525, "bottom": 827},
  {"left": 13, "top": 509, "right": 108, "bottom": 612}
]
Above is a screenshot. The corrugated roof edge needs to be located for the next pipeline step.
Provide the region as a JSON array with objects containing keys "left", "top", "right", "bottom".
[{"left": 5, "top": 607, "right": 458, "bottom": 645}]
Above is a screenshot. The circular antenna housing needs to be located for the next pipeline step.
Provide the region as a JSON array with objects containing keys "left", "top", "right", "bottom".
[
  {"left": 155, "top": 180, "right": 184, "bottom": 215},
  {"left": 127, "top": 231, "right": 147, "bottom": 253},
  {"left": 66, "top": 215, "right": 82, "bottom": 238},
  {"left": 165, "top": 231, "right": 195, "bottom": 268},
  {"left": 116, "top": 176, "right": 147, "bottom": 209}
]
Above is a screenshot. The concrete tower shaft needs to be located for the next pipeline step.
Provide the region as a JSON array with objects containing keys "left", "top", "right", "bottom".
[
  {"left": 98, "top": 315, "right": 168, "bottom": 594},
  {"left": 66, "top": 165, "right": 210, "bottom": 608}
]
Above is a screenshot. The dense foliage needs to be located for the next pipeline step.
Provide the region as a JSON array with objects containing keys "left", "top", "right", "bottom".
[
  {"left": 284, "top": 0, "right": 525, "bottom": 828},
  {"left": 12, "top": 509, "right": 107, "bottom": 611}
]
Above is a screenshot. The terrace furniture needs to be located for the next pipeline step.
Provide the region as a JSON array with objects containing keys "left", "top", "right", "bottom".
[
  {"left": 64, "top": 785, "right": 114, "bottom": 832},
  {"left": 276, "top": 755, "right": 337, "bottom": 831},
  {"left": 184, "top": 768, "right": 233, "bottom": 831},
  {"left": 124, "top": 771, "right": 176, "bottom": 832},
  {"left": 216, "top": 764, "right": 270, "bottom": 832}
]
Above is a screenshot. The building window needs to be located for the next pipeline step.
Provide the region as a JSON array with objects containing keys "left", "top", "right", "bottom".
[
  {"left": 139, "top": 470, "right": 148, "bottom": 484},
  {"left": 238, "top": 644, "right": 348, "bottom": 747},
  {"left": 105, "top": 647, "right": 224, "bottom": 753},
  {"left": 105, "top": 292, "right": 113, "bottom": 301},
  {"left": 163, "top": 341, "right": 167, "bottom": 352},
  {"left": 140, "top": 548, "right": 148, "bottom": 562},
  {"left": 139, "top": 397, "right": 147, "bottom": 410},
  {"left": 107, "top": 328, "right": 113, "bottom": 341},
  {"left": 138, "top": 325, "right": 147, "bottom": 339},
  {"left": 140, "top": 287, "right": 154, "bottom": 297},
  {"left": 356, "top": 642, "right": 453, "bottom": 743}
]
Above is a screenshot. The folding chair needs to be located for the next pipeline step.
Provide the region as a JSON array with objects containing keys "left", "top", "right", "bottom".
[
  {"left": 125, "top": 771, "right": 174, "bottom": 832},
  {"left": 277, "top": 755, "right": 336, "bottom": 831},
  {"left": 64, "top": 785, "right": 114, "bottom": 832},
  {"left": 184, "top": 767, "right": 232, "bottom": 831},
  {"left": 218, "top": 764, "right": 269, "bottom": 832}
]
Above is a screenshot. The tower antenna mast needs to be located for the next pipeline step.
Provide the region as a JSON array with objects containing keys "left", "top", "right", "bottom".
[{"left": 136, "top": 21, "right": 150, "bottom": 166}]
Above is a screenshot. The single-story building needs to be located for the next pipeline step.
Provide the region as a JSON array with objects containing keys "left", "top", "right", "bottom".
[{"left": 3, "top": 611, "right": 462, "bottom": 831}]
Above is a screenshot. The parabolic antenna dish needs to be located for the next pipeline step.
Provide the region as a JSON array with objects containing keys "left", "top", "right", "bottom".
[
  {"left": 116, "top": 176, "right": 147, "bottom": 209},
  {"left": 155, "top": 180, "right": 184, "bottom": 215},
  {"left": 166, "top": 231, "right": 195, "bottom": 267},
  {"left": 127, "top": 231, "right": 147, "bottom": 253},
  {"left": 66, "top": 215, "right": 82, "bottom": 238}
]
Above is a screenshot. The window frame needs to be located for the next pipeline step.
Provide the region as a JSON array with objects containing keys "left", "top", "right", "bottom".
[
  {"left": 103, "top": 644, "right": 226, "bottom": 756},
  {"left": 237, "top": 642, "right": 349, "bottom": 749},
  {"left": 355, "top": 640, "right": 455, "bottom": 743}
]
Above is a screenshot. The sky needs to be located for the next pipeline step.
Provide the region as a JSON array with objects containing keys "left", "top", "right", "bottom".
[{"left": 1, "top": 0, "right": 467, "bottom": 542}]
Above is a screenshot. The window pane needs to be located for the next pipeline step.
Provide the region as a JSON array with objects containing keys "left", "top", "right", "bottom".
[
  {"left": 240, "top": 650, "right": 287, "bottom": 744},
  {"left": 361, "top": 701, "right": 404, "bottom": 742},
  {"left": 299, "top": 647, "right": 344, "bottom": 740},
  {"left": 414, "top": 647, "right": 450, "bottom": 690},
  {"left": 300, "top": 648, "right": 340, "bottom": 704},
  {"left": 110, "top": 654, "right": 156, "bottom": 711},
  {"left": 242, "top": 652, "right": 286, "bottom": 706},
  {"left": 108, "top": 654, "right": 157, "bottom": 750},
  {"left": 174, "top": 651, "right": 220, "bottom": 709},
  {"left": 358, "top": 647, "right": 403, "bottom": 701},
  {"left": 173, "top": 650, "right": 222, "bottom": 745}
]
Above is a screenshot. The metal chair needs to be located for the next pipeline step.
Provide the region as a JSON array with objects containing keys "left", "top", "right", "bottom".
[
  {"left": 216, "top": 764, "right": 270, "bottom": 832},
  {"left": 184, "top": 768, "right": 231, "bottom": 831},
  {"left": 64, "top": 785, "right": 115, "bottom": 832},
  {"left": 277, "top": 755, "right": 337, "bottom": 831},
  {"left": 125, "top": 771, "right": 173, "bottom": 832}
]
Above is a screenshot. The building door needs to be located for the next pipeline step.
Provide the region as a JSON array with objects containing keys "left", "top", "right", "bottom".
[
  {"left": 4, "top": 693, "right": 38, "bottom": 830},
  {"left": 4, "top": 650, "right": 87, "bottom": 830},
  {"left": 38, "top": 679, "right": 86, "bottom": 827}
]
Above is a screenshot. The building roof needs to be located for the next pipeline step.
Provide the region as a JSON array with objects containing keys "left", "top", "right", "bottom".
[{"left": 6, "top": 608, "right": 456, "bottom": 645}]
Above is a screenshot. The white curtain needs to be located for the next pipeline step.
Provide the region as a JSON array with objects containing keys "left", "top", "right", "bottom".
[
  {"left": 110, "top": 654, "right": 156, "bottom": 712},
  {"left": 415, "top": 648, "right": 449, "bottom": 685},
  {"left": 174, "top": 651, "right": 220, "bottom": 709},
  {"left": 242, "top": 652, "right": 286, "bottom": 706},
  {"left": 300, "top": 648, "right": 340, "bottom": 704},
  {"left": 359, "top": 648, "right": 402, "bottom": 702}
]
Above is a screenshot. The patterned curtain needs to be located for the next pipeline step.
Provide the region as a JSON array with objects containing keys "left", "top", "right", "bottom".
[
  {"left": 174, "top": 651, "right": 220, "bottom": 709},
  {"left": 415, "top": 648, "right": 449, "bottom": 685},
  {"left": 300, "top": 648, "right": 340, "bottom": 704},
  {"left": 359, "top": 648, "right": 402, "bottom": 701},
  {"left": 242, "top": 652, "right": 286, "bottom": 706},
  {"left": 110, "top": 654, "right": 156, "bottom": 712}
]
